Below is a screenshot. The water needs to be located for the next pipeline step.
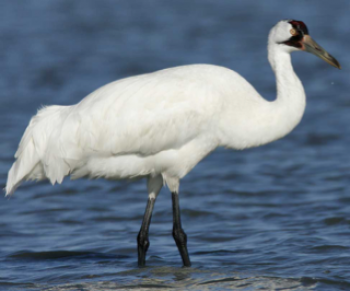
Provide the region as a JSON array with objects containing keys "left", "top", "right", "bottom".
[{"left": 0, "top": 1, "right": 349, "bottom": 290}]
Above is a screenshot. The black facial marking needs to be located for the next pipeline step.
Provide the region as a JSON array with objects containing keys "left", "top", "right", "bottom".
[
  {"left": 289, "top": 20, "right": 309, "bottom": 35},
  {"left": 282, "top": 20, "right": 309, "bottom": 49}
]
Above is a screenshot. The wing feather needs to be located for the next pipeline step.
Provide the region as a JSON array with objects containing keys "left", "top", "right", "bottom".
[{"left": 64, "top": 66, "right": 219, "bottom": 159}]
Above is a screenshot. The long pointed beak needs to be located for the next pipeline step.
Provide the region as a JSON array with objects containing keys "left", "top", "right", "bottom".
[{"left": 302, "top": 35, "right": 341, "bottom": 69}]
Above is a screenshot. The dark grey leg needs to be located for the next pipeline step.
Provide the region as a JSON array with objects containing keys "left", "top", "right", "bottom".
[
  {"left": 172, "top": 192, "right": 191, "bottom": 267},
  {"left": 137, "top": 197, "right": 155, "bottom": 267}
]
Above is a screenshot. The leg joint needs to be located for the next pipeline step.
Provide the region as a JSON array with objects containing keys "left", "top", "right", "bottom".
[
  {"left": 137, "top": 232, "right": 150, "bottom": 250},
  {"left": 172, "top": 227, "right": 187, "bottom": 245}
]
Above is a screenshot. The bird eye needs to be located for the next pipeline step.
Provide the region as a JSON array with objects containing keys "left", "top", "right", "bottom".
[{"left": 290, "top": 28, "right": 298, "bottom": 36}]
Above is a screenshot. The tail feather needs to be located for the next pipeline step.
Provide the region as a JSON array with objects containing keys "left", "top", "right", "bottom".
[
  {"left": 5, "top": 137, "right": 39, "bottom": 196},
  {"left": 5, "top": 105, "right": 73, "bottom": 196}
]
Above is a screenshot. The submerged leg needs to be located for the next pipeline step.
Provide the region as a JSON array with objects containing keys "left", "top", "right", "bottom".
[
  {"left": 172, "top": 192, "right": 191, "bottom": 267},
  {"left": 137, "top": 197, "right": 155, "bottom": 267},
  {"left": 137, "top": 175, "right": 163, "bottom": 267}
]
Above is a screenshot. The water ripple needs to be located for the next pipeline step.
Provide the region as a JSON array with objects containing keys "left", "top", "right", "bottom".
[{"left": 1, "top": 0, "right": 349, "bottom": 290}]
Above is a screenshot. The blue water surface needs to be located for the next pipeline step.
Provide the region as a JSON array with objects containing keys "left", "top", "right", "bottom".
[{"left": 0, "top": 1, "right": 349, "bottom": 290}]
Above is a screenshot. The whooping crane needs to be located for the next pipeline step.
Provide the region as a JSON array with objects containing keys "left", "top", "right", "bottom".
[{"left": 6, "top": 20, "right": 340, "bottom": 267}]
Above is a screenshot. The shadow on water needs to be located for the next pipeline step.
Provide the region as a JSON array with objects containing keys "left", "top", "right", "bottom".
[{"left": 5, "top": 266, "right": 323, "bottom": 291}]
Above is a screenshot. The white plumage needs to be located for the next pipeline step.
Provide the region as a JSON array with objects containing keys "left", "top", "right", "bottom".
[
  {"left": 5, "top": 20, "right": 340, "bottom": 197},
  {"left": 6, "top": 19, "right": 341, "bottom": 267}
]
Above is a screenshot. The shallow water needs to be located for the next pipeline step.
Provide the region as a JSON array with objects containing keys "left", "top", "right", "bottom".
[{"left": 1, "top": 1, "right": 349, "bottom": 290}]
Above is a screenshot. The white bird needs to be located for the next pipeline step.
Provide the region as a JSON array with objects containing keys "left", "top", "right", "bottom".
[{"left": 6, "top": 20, "right": 340, "bottom": 267}]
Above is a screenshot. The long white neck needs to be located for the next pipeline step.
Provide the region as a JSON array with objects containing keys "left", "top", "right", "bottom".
[
  {"left": 264, "top": 43, "right": 306, "bottom": 142},
  {"left": 219, "top": 43, "right": 306, "bottom": 149}
]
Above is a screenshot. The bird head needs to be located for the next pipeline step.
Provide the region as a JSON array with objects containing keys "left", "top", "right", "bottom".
[{"left": 269, "top": 20, "right": 341, "bottom": 69}]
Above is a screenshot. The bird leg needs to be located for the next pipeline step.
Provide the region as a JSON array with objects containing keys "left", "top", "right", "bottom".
[
  {"left": 137, "top": 196, "right": 155, "bottom": 267},
  {"left": 172, "top": 192, "right": 191, "bottom": 267}
]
